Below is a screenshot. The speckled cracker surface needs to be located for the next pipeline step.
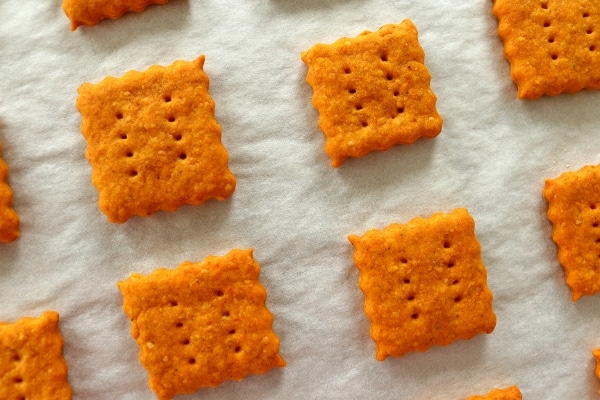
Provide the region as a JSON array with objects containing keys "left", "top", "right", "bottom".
[
  {"left": 493, "top": 0, "right": 600, "bottom": 99},
  {"left": 301, "top": 19, "right": 443, "bottom": 167},
  {"left": 544, "top": 164, "right": 600, "bottom": 301},
  {"left": 0, "top": 143, "right": 19, "bottom": 243},
  {"left": 348, "top": 208, "right": 496, "bottom": 361},
  {"left": 62, "top": 0, "right": 169, "bottom": 30},
  {"left": 0, "top": 311, "right": 72, "bottom": 400},
  {"left": 77, "top": 56, "right": 236, "bottom": 223},
  {"left": 466, "top": 386, "right": 522, "bottom": 400},
  {"left": 118, "top": 248, "right": 285, "bottom": 400}
]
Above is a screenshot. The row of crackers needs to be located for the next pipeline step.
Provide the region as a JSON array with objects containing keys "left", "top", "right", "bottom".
[{"left": 3, "top": 0, "right": 600, "bottom": 399}]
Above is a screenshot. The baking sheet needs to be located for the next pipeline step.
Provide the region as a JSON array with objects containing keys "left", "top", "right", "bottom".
[{"left": 2, "top": 0, "right": 600, "bottom": 398}]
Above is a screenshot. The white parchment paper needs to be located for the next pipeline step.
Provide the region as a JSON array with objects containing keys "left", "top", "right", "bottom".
[{"left": 2, "top": 1, "right": 600, "bottom": 399}]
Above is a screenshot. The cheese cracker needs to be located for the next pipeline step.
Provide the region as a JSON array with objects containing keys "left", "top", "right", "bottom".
[
  {"left": 76, "top": 56, "right": 236, "bottom": 223},
  {"left": 62, "top": 0, "right": 169, "bottom": 30},
  {"left": 544, "top": 163, "right": 600, "bottom": 301},
  {"left": 301, "top": 20, "right": 443, "bottom": 167},
  {"left": 348, "top": 208, "right": 496, "bottom": 360},
  {"left": 0, "top": 143, "right": 19, "bottom": 243},
  {"left": 118, "top": 249, "right": 285, "bottom": 400},
  {"left": 0, "top": 311, "right": 72, "bottom": 399},
  {"left": 466, "top": 386, "right": 522, "bottom": 400},
  {"left": 493, "top": 0, "right": 600, "bottom": 99}
]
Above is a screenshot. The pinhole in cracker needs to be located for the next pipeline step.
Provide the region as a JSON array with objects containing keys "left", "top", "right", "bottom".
[
  {"left": 301, "top": 19, "right": 443, "bottom": 167},
  {"left": 62, "top": 0, "right": 169, "bottom": 30},
  {"left": 76, "top": 56, "right": 236, "bottom": 223},
  {"left": 544, "top": 163, "right": 600, "bottom": 301},
  {"left": 348, "top": 208, "right": 496, "bottom": 361},
  {"left": 0, "top": 311, "right": 72, "bottom": 399},
  {"left": 0, "top": 143, "right": 19, "bottom": 243},
  {"left": 493, "top": 0, "right": 600, "bottom": 99},
  {"left": 118, "top": 248, "right": 285, "bottom": 400},
  {"left": 466, "top": 386, "right": 522, "bottom": 400}
]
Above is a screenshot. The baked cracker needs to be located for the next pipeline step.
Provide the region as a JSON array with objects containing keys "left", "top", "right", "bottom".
[
  {"left": 348, "top": 208, "right": 496, "bottom": 360},
  {"left": 118, "top": 248, "right": 285, "bottom": 400}
]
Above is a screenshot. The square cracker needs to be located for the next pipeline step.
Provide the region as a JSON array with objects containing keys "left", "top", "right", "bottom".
[
  {"left": 76, "top": 56, "right": 236, "bottom": 223},
  {"left": 0, "top": 143, "right": 19, "bottom": 243},
  {"left": 493, "top": 0, "right": 600, "bottom": 99},
  {"left": 301, "top": 19, "right": 443, "bottom": 167},
  {"left": 466, "top": 386, "right": 522, "bottom": 400},
  {"left": 118, "top": 248, "right": 285, "bottom": 400},
  {"left": 544, "top": 163, "right": 600, "bottom": 301},
  {"left": 0, "top": 311, "right": 72, "bottom": 400},
  {"left": 62, "top": 0, "right": 169, "bottom": 31},
  {"left": 348, "top": 208, "right": 496, "bottom": 361}
]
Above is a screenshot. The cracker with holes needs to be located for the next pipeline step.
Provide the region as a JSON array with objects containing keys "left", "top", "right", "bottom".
[
  {"left": 76, "top": 56, "right": 236, "bottom": 223},
  {"left": 0, "top": 311, "right": 72, "bottom": 399},
  {"left": 493, "top": 0, "right": 600, "bottom": 99},
  {"left": 0, "top": 143, "right": 19, "bottom": 243},
  {"left": 118, "top": 248, "right": 285, "bottom": 400},
  {"left": 348, "top": 208, "right": 496, "bottom": 361},
  {"left": 466, "top": 386, "right": 522, "bottom": 400},
  {"left": 543, "top": 163, "right": 600, "bottom": 301},
  {"left": 301, "top": 19, "right": 443, "bottom": 167},
  {"left": 62, "top": 0, "right": 169, "bottom": 30}
]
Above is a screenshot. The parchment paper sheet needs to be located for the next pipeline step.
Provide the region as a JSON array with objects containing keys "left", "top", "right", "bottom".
[{"left": 2, "top": 1, "right": 600, "bottom": 398}]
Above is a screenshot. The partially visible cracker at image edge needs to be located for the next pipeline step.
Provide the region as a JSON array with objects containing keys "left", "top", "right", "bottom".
[
  {"left": 301, "top": 19, "right": 443, "bottom": 167},
  {"left": 593, "top": 347, "right": 600, "bottom": 395},
  {"left": 76, "top": 56, "right": 236, "bottom": 223},
  {"left": 118, "top": 248, "right": 285, "bottom": 400},
  {"left": 348, "top": 208, "right": 496, "bottom": 361},
  {"left": 62, "top": 0, "right": 169, "bottom": 30},
  {"left": 0, "top": 311, "right": 72, "bottom": 400},
  {"left": 544, "top": 163, "right": 600, "bottom": 301},
  {"left": 493, "top": 0, "right": 600, "bottom": 99},
  {"left": 0, "top": 143, "right": 19, "bottom": 243},
  {"left": 466, "top": 386, "right": 522, "bottom": 400}
]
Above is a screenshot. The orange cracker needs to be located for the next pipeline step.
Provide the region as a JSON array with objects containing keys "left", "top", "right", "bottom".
[
  {"left": 493, "top": 0, "right": 600, "bottom": 99},
  {"left": 543, "top": 163, "right": 600, "bottom": 301},
  {"left": 593, "top": 347, "right": 600, "bottom": 395},
  {"left": 348, "top": 208, "right": 496, "bottom": 361},
  {"left": 76, "top": 56, "right": 236, "bottom": 223},
  {"left": 118, "top": 248, "right": 285, "bottom": 400},
  {"left": 466, "top": 386, "right": 522, "bottom": 400},
  {"left": 301, "top": 19, "right": 443, "bottom": 167},
  {"left": 62, "top": 0, "right": 169, "bottom": 31},
  {"left": 0, "top": 311, "right": 72, "bottom": 399},
  {"left": 0, "top": 143, "right": 19, "bottom": 243}
]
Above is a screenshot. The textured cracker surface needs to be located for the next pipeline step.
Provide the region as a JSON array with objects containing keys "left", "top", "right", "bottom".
[
  {"left": 493, "top": 0, "right": 600, "bottom": 99},
  {"left": 77, "top": 56, "right": 236, "bottom": 223},
  {"left": 466, "top": 386, "right": 522, "bottom": 400},
  {"left": 62, "top": 0, "right": 169, "bottom": 30},
  {"left": 348, "top": 208, "right": 496, "bottom": 361},
  {"left": 0, "top": 143, "right": 19, "bottom": 243},
  {"left": 301, "top": 19, "right": 443, "bottom": 167},
  {"left": 0, "top": 311, "right": 72, "bottom": 400},
  {"left": 118, "top": 249, "right": 285, "bottom": 400},
  {"left": 544, "top": 164, "right": 600, "bottom": 301}
]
